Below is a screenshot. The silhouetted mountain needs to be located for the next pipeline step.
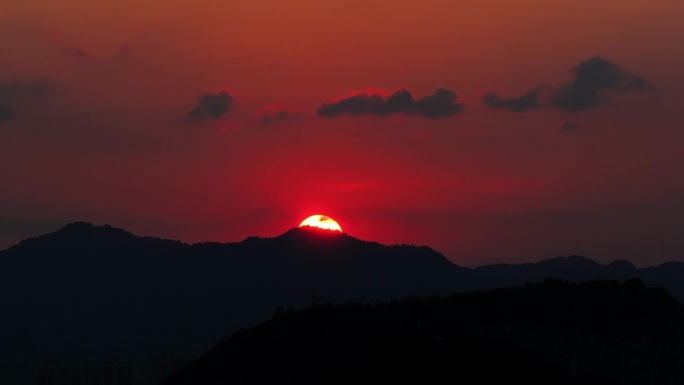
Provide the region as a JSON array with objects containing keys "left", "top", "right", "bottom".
[
  {"left": 1, "top": 223, "right": 683, "bottom": 384},
  {"left": 476, "top": 255, "right": 684, "bottom": 301},
  {"left": 163, "top": 280, "right": 684, "bottom": 385}
]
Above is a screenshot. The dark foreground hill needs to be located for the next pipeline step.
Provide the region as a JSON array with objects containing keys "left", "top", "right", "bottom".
[
  {"left": 1, "top": 223, "right": 684, "bottom": 384},
  {"left": 163, "top": 280, "right": 684, "bottom": 385}
]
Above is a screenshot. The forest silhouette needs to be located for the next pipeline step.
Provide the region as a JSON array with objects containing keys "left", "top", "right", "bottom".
[{"left": 163, "top": 279, "right": 684, "bottom": 385}]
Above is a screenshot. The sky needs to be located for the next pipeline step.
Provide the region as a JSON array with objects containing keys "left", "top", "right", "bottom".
[{"left": 1, "top": 0, "right": 683, "bottom": 266}]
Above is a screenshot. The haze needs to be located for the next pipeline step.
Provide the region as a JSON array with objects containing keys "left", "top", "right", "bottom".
[{"left": 1, "top": 0, "right": 684, "bottom": 266}]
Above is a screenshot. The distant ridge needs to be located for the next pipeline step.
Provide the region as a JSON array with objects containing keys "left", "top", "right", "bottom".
[
  {"left": 1, "top": 222, "right": 683, "bottom": 384},
  {"left": 7, "top": 221, "right": 182, "bottom": 255}
]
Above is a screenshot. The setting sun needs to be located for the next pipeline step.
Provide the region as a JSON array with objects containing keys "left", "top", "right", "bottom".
[{"left": 299, "top": 215, "right": 342, "bottom": 232}]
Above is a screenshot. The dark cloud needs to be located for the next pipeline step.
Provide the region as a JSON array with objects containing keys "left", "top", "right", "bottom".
[
  {"left": 317, "top": 88, "right": 463, "bottom": 119},
  {"left": 415, "top": 88, "right": 464, "bottom": 118},
  {"left": 318, "top": 93, "right": 383, "bottom": 117},
  {"left": 0, "top": 81, "right": 51, "bottom": 100},
  {"left": 261, "top": 110, "right": 290, "bottom": 124},
  {"left": 0, "top": 104, "right": 14, "bottom": 122},
  {"left": 483, "top": 89, "right": 540, "bottom": 112},
  {"left": 0, "top": 81, "right": 51, "bottom": 122},
  {"left": 562, "top": 121, "right": 579, "bottom": 131},
  {"left": 186, "top": 91, "right": 234, "bottom": 121},
  {"left": 552, "top": 56, "right": 650, "bottom": 113}
]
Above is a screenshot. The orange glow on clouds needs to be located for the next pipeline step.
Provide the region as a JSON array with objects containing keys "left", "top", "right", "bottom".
[{"left": 299, "top": 215, "right": 342, "bottom": 232}]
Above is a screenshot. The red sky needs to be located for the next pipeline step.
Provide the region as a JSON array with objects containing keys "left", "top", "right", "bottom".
[{"left": 1, "top": 0, "right": 684, "bottom": 266}]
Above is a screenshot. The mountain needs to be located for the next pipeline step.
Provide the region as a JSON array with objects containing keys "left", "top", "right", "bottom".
[
  {"left": 1, "top": 222, "right": 683, "bottom": 384},
  {"left": 0, "top": 223, "right": 469, "bottom": 384},
  {"left": 162, "top": 280, "right": 684, "bottom": 385},
  {"left": 475, "top": 255, "right": 684, "bottom": 301}
]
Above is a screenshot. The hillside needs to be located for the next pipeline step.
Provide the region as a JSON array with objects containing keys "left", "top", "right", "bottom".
[
  {"left": 1, "top": 223, "right": 683, "bottom": 384},
  {"left": 163, "top": 280, "right": 684, "bottom": 385}
]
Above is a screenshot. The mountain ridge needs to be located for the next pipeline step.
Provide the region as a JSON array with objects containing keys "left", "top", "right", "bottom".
[
  {"left": 6, "top": 222, "right": 682, "bottom": 270},
  {"left": 2, "top": 222, "right": 683, "bottom": 384}
]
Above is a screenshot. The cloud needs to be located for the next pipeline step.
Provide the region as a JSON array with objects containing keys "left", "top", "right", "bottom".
[
  {"left": 0, "top": 104, "right": 14, "bottom": 122},
  {"left": 483, "top": 57, "right": 651, "bottom": 115},
  {"left": 483, "top": 89, "right": 540, "bottom": 112},
  {"left": 562, "top": 121, "right": 579, "bottom": 131},
  {"left": 317, "top": 88, "right": 464, "bottom": 119},
  {"left": 0, "top": 81, "right": 51, "bottom": 100},
  {"left": 186, "top": 91, "right": 234, "bottom": 121},
  {"left": 261, "top": 110, "right": 290, "bottom": 124},
  {"left": 0, "top": 81, "right": 51, "bottom": 122},
  {"left": 415, "top": 88, "right": 464, "bottom": 118},
  {"left": 552, "top": 56, "right": 650, "bottom": 113}
]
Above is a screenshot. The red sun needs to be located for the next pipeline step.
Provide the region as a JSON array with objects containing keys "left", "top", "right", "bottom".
[{"left": 299, "top": 215, "right": 343, "bottom": 232}]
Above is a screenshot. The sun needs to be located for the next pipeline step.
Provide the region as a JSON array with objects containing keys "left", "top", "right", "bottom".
[{"left": 299, "top": 215, "right": 342, "bottom": 232}]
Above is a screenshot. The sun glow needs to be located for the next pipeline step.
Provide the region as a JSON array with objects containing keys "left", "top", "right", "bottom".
[{"left": 299, "top": 215, "right": 342, "bottom": 232}]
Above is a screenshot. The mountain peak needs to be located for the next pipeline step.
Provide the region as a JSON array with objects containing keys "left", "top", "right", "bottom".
[
  {"left": 609, "top": 259, "right": 637, "bottom": 270},
  {"left": 60, "top": 221, "right": 96, "bottom": 229},
  {"left": 8, "top": 222, "right": 159, "bottom": 255},
  {"left": 50, "top": 221, "right": 137, "bottom": 241},
  {"left": 279, "top": 226, "right": 348, "bottom": 239},
  {"left": 268, "top": 227, "right": 359, "bottom": 253}
]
